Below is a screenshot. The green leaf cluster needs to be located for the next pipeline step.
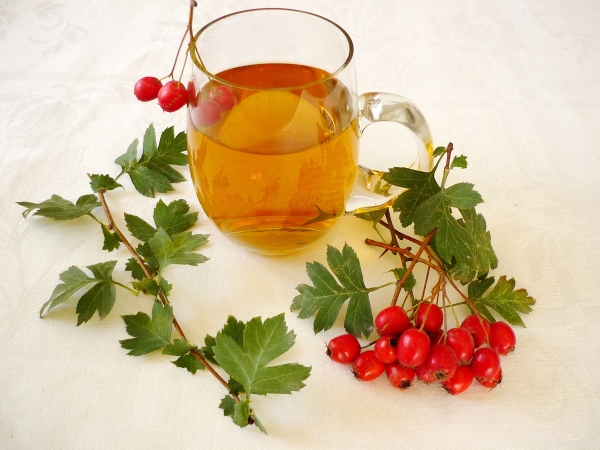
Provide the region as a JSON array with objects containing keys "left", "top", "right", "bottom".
[
  {"left": 383, "top": 147, "right": 497, "bottom": 283},
  {"left": 114, "top": 124, "right": 187, "bottom": 197},
  {"left": 204, "top": 314, "right": 310, "bottom": 433}
]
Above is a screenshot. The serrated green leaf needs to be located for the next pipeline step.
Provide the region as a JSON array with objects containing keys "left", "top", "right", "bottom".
[
  {"left": 450, "top": 155, "right": 468, "bottom": 169},
  {"left": 467, "top": 276, "right": 496, "bottom": 301},
  {"left": 101, "top": 223, "right": 121, "bottom": 251},
  {"left": 451, "top": 209, "right": 498, "bottom": 283},
  {"left": 291, "top": 244, "right": 374, "bottom": 338},
  {"left": 163, "top": 338, "right": 193, "bottom": 356},
  {"left": 432, "top": 146, "right": 447, "bottom": 157},
  {"left": 212, "top": 313, "right": 310, "bottom": 397},
  {"left": 124, "top": 213, "right": 156, "bottom": 242},
  {"left": 391, "top": 268, "right": 416, "bottom": 292},
  {"left": 473, "top": 276, "right": 536, "bottom": 327},
  {"left": 354, "top": 208, "right": 386, "bottom": 228},
  {"left": 114, "top": 125, "right": 187, "bottom": 198},
  {"left": 219, "top": 396, "right": 236, "bottom": 418},
  {"left": 120, "top": 300, "right": 173, "bottom": 355},
  {"left": 40, "top": 266, "right": 95, "bottom": 316},
  {"left": 384, "top": 168, "right": 441, "bottom": 228},
  {"left": 74, "top": 261, "right": 118, "bottom": 325},
  {"left": 443, "top": 183, "right": 483, "bottom": 210},
  {"left": 132, "top": 277, "right": 159, "bottom": 296},
  {"left": 18, "top": 194, "right": 100, "bottom": 221},
  {"left": 125, "top": 257, "right": 147, "bottom": 281},
  {"left": 153, "top": 199, "right": 198, "bottom": 236},
  {"left": 89, "top": 174, "right": 123, "bottom": 193},
  {"left": 149, "top": 228, "right": 209, "bottom": 270},
  {"left": 233, "top": 399, "right": 251, "bottom": 428},
  {"left": 171, "top": 354, "right": 205, "bottom": 374}
]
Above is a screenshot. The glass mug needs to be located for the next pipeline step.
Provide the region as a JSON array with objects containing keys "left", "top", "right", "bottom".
[{"left": 187, "top": 8, "right": 433, "bottom": 255}]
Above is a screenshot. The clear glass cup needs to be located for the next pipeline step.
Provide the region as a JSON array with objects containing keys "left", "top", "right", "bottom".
[{"left": 187, "top": 8, "right": 433, "bottom": 254}]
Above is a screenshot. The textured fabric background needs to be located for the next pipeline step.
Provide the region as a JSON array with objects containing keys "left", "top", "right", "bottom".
[{"left": 1, "top": 0, "right": 599, "bottom": 448}]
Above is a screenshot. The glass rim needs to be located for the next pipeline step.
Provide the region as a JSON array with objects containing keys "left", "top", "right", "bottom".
[{"left": 190, "top": 8, "right": 355, "bottom": 91}]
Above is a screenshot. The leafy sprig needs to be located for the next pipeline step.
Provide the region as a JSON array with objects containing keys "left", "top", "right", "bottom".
[
  {"left": 292, "top": 143, "right": 535, "bottom": 338},
  {"left": 18, "top": 125, "right": 310, "bottom": 433}
]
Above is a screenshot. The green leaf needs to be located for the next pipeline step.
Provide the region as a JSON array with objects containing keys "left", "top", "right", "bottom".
[
  {"left": 391, "top": 268, "right": 416, "bottom": 292},
  {"left": 114, "top": 125, "right": 187, "bottom": 197},
  {"left": 74, "top": 261, "right": 118, "bottom": 325},
  {"left": 101, "top": 223, "right": 121, "bottom": 251},
  {"left": 219, "top": 396, "right": 236, "bottom": 418},
  {"left": 291, "top": 244, "right": 374, "bottom": 338},
  {"left": 432, "top": 146, "right": 447, "bottom": 157},
  {"left": 149, "top": 228, "right": 209, "bottom": 270},
  {"left": 120, "top": 300, "right": 173, "bottom": 355},
  {"left": 18, "top": 194, "right": 100, "bottom": 220},
  {"left": 232, "top": 399, "right": 251, "bottom": 428},
  {"left": 354, "top": 208, "right": 386, "bottom": 228},
  {"left": 442, "top": 183, "right": 483, "bottom": 210},
  {"left": 171, "top": 354, "right": 205, "bottom": 374},
  {"left": 124, "top": 213, "right": 157, "bottom": 242},
  {"left": 89, "top": 174, "right": 122, "bottom": 193},
  {"left": 413, "top": 187, "right": 481, "bottom": 265},
  {"left": 472, "top": 276, "right": 536, "bottom": 327},
  {"left": 451, "top": 209, "right": 498, "bottom": 283},
  {"left": 203, "top": 316, "right": 246, "bottom": 365},
  {"left": 163, "top": 338, "right": 193, "bottom": 356},
  {"left": 132, "top": 277, "right": 159, "bottom": 296},
  {"left": 212, "top": 314, "right": 311, "bottom": 396},
  {"left": 40, "top": 266, "right": 95, "bottom": 317},
  {"left": 384, "top": 167, "right": 441, "bottom": 228},
  {"left": 153, "top": 199, "right": 199, "bottom": 236},
  {"left": 125, "top": 257, "right": 147, "bottom": 281},
  {"left": 450, "top": 155, "right": 468, "bottom": 169}
]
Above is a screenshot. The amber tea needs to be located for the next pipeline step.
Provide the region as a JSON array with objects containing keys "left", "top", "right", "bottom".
[{"left": 187, "top": 63, "right": 359, "bottom": 254}]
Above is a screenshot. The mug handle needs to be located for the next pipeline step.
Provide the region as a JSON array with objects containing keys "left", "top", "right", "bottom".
[{"left": 345, "top": 92, "right": 434, "bottom": 214}]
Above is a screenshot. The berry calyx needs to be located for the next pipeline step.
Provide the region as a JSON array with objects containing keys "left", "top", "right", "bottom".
[
  {"left": 489, "top": 321, "right": 516, "bottom": 355},
  {"left": 415, "top": 302, "right": 443, "bottom": 333},
  {"left": 461, "top": 314, "right": 491, "bottom": 348},
  {"left": 375, "top": 306, "right": 410, "bottom": 337},
  {"left": 396, "top": 328, "right": 430, "bottom": 368},
  {"left": 385, "top": 363, "right": 415, "bottom": 389},
  {"left": 446, "top": 327, "right": 475, "bottom": 364},
  {"left": 157, "top": 80, "right": 188, "bottom": 112},
  {"left": 477, "top": 366, "right": 503, "bottom": 389},
  {"left": 352, "top": 350, "right": 385, "bottom": 381},
  {"left": 442, "top": 364, "right": 474, "bottom": 395},
  {"left": 134, "top": 76, "right": 163, "bottom": 102},
  {"left": 326, "top": 334, "right": 361, "bottom": 364},
  {"left": 191, "top": 99, "right": 221, "bottom": 127},
  {"left": 424, "top": 344, "right": 458, "bottom": 382},
  {"left": 374, "top": 335, "right": 398, "bottom": 364},
  {"left": 210, "top": 85, "right": 235, "bottom": 111},
  {"left": 470, "top": 347, "right": 501, "bottom": 383}
]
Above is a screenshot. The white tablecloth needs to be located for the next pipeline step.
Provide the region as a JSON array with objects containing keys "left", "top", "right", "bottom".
[{"left": 2, "top": 0, "right": 599, "bottom": 448}]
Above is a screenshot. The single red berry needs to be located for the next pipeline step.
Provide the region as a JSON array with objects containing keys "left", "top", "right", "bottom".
[
  {"left": 461, "top": 314, "right": 491, "bottom": 348},
  {"left": 424, "top": 344, "right": 458, "bottom": 382},
  {"left": 415, "top": 302, "right": 444, "bottom": 333},
  {"left": 470, "top": 347, "right": 501, "bottom": 382},
  {"left": 442, "top": 364, "right": 474, "bottom": 395},
  {"left": 191, "top": 99, "right": 221, "bottom": 127},
  {"left": 489, "top": 321, "right": 516, "bottom": 355},
  {"left": 134, "top": 76, "right": 162, "bottom": 102},
  {"left": 415, "top": 361, "right": 437, "bottom": 383},
  {"left": 374, "top": 335, "right": 398, "bottom": 364},
  {"left": 396, "top": 328, "right": 430, "bottom": 368},
  {"left": 477, "top": 366, "right": 503, "bottom": 389},
  {"left": 210, "top": 85, "right": 235, "bottom": 111},
  {"left": 326, "top": 334, "right": 361, "bottom": 364},
  {"left": 157, "top": 80, "right": 188, "bottom": 112},
  {"left": 352, "top": 350, "right": 385, "bottom": 381},
  {"left": 385, "top": 363, "right": 415, "bottom": 389},
  {"left": 446, "top": 327, "right": 475, "bottom": 364},
  {"left": 375, "top": 306, "right": 410, "bottom": 337}
]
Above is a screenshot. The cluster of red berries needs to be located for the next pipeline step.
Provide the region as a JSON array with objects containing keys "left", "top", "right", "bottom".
[
  {"left": 133, "top": 76, "right": 235, "bottom": 126},
  {"left": 326, "top": 303, "right": 516, "bottom": 395}
]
